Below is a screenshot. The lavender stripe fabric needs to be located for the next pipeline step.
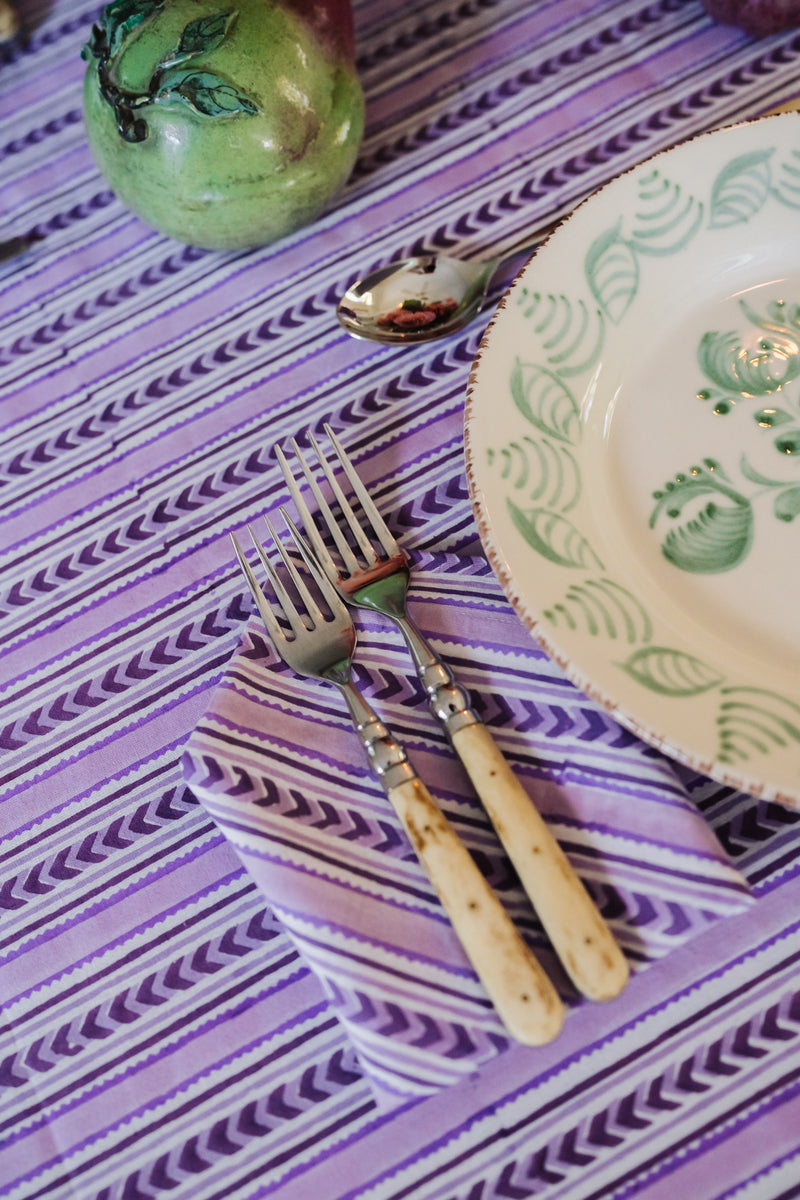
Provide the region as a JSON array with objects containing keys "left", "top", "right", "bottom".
[
  {"left": 182, "top": 558, "right": 751, "bottom": 1106},
  {"left": 4, "top": 1, "right": 800, "bottom": 1197}
]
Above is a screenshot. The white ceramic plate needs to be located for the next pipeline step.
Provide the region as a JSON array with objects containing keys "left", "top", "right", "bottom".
[{"left": 466, "top": 113, "right": 800, "bottom": 807}]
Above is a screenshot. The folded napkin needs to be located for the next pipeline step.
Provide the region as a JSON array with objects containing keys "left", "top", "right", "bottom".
[{"left": 181, "top": 553, "right": 752, "bottom": 1109}]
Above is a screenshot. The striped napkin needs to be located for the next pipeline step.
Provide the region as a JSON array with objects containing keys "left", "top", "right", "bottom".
[{"left": 182, "top": 553, "right": 752, "bottom": 1108}]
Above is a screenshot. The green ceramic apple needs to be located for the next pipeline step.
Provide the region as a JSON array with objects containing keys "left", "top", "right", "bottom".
[{"left": 82, "top": 0, "right": 364, "bottom": 249}]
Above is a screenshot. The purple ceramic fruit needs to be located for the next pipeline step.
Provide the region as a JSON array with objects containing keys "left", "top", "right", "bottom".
[{"left": 82, "top": 0, "right": 364, "bottom": 249}]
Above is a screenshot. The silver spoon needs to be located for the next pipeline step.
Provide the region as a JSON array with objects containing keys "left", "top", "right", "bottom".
[{"left": 337, "top": 218, "right": 561, "bottom": 345}]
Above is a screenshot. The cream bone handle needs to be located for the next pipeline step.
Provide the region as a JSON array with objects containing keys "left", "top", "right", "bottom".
[
  {"left": 389, "top": 774, "right": 565, "bottom": 1045},
  {"left": 340, "top": 678, "right": 565, "bottom": 1045},
  {"left": 452, "top": 722, "right": 629, "bottom": 1001},
  {"left": 400, "top": 618, "right": 629, "bottom": 1002}
]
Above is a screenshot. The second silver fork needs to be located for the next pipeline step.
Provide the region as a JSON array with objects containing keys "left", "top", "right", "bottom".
[{"left": 277, "top": 427, "right": 629, "bottom": 1004}]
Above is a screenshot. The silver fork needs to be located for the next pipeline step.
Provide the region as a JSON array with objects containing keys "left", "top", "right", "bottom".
[
  {"left": 277, "top": 427, "right": 629, "bottom": 1003},
  {"left": 231, "top": 518, "right": 564, "bottom": 1046}
]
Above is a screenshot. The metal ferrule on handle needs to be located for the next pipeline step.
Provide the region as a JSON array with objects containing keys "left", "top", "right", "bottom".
[
  {"left": 398, "top": 613, "right": 479, "bottom": 737},
  {"left": 339, "top": 678, "right": 419, "bottom": 793}
]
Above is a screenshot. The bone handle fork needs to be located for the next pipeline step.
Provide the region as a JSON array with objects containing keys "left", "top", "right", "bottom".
[
  {"left": 278, "top": 428, "right": 629, "bottom": 1004},
  {"left": 233, "top": 521, "right": 565, "bottom": 1046}
]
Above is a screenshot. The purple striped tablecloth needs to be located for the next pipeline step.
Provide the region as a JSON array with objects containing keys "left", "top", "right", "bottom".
[
  {"left": 4, "top": 2, "right": 800, "bottom": 1197},
  {"left": 182, "top": 590, "right": 751, "bottom": 1109}
]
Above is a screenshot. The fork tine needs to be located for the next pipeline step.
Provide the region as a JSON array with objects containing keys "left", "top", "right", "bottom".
[
  {"left": 248, "top": 518, "right": 313, "bottom": 637},
  {"left": 231, "top": 532, "right": 283, "bottom": 641},
  {"left": 279, "top": 439, "right": 364, "bottom": 574},
  {"left": 308, "top": 430, "right": 377, "bottom": 564},
  {"left": 275, "top": 442, "right": 351, "bottom": 576},
  {"left": 323, "top": 424, "right": 400, "bottom": 558},
  {"left": 265, "top": 514, "right": 331, "bottom": 628},
  {"left": 247, "top": 521, "right": 296, "bottom": 622},
  {"left": 281, "top": 508, "right": 351, "bottom": 619}
]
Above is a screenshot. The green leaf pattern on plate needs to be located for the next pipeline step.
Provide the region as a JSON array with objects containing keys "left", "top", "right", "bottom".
[
  {"left": 585, "top": 222, "right": 639, "bottom": 324},
  {"left": 510, "top": 360, "right": 581, "bottom": 442},
  {"left": 620, "top": 647, "right": 724, "bottom": 697},
  {"left": 544, "top": 578, "right": 653, "bottom": 643},
  {"left": 487, "top": 134, "right": 800, "bottom": 765},
  {"left": 708, "top": 149, "right": 774, "bottom": 227},
  {"left": 651, "top": 294, "right": 800, "bottom": 568},
  {"left": 584, "top": 168, "right": 705, "bottom": 324},
  {"left": 489, "top": 435, "right": 581, "bottom": 510},
  {"left": 717, "top": 688, "right": 800, "bottom": 763},
  {"left": 514, "top": 292, "right": 605, "bottom": 377},
  {"left": 773, "top": 149, "right": 800, "bottom": 208},
  {"left": 626, "top": 169, "right": 704, "bottom": 254},
  {"left": 649, "top": 459, "right": 755, "bottom": 574},
  {"left": 507, "top": 503, "right": 602, "bottom": 570}
]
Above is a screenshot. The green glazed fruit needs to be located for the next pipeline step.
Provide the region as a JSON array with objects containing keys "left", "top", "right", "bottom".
[{"left": 82, "top": 0, "right": 364, "bottom": 249}]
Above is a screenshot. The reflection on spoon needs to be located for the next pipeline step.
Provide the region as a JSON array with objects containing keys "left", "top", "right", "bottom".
[{"left": 337, "top": 219, "right": 561, "bottom": 345}]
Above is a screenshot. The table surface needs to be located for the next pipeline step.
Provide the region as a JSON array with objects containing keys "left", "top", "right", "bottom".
[{"left": 4, "top": 2, "right": 800, "bottom": 1198}]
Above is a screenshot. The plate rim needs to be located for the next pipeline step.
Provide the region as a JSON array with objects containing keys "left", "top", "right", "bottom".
[{"left": 464, "top": 110, "right": 800, "bottom": 809}]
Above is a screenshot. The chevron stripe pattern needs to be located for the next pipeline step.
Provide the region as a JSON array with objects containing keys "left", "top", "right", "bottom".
[
  {"left": 0, "top": 895, "right": 293, "bottom": 1100},
  {"left": 182, "top": 596, "right": 752, "bottom": 1102},
  {"left": 5, "top": 1, "right": 800, "bottom": 1198}
]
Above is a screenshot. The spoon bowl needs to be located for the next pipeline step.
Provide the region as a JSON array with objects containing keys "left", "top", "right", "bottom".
[
  {"left": 337, "top": 221, "right": 559, "bottom": 346},
  {"left": 337, "top": 253, "right": 498, "bottom": 344}
]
